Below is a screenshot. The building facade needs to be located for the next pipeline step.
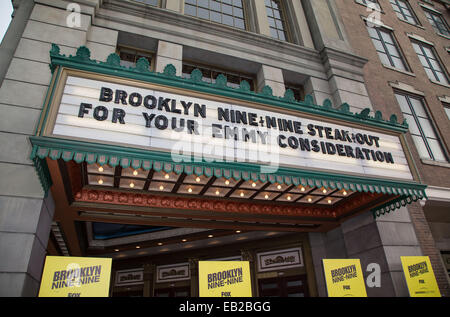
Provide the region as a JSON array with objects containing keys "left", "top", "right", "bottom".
[{"left": 0, "top": 0, "right": 448, "bottom": 297}]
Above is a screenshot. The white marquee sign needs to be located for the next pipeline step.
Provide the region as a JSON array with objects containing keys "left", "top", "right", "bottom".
[{"left": 50, "top": 75, "right": 413, "bottom": 180}]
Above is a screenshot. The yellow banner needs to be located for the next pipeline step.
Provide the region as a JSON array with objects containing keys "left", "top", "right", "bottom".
[
  {"left": 401, "top": 256, "right": 441, "bottom": 297},
  {"left": 38, "top": 256, "right": 112, "bottom": 297},
  {"left": 198, "top": 261, "right": 252, "bottom": 297},
  {"left": 322, "top": 259, "right": 367, "bottom": 297}
]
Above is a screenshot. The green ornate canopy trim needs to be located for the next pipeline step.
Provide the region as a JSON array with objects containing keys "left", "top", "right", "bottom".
[
  {"left": 48, "top": 44, "right": 409, "bottom": 134},
  {"left": 29, "top": 136, "right": 426, "bottom": 218}
]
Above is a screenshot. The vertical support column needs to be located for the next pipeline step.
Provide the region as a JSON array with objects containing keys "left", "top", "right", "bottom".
[
  {"left": 165, "top": 0, "right": 184, "bottom": 13},
  {"left": 256, "top": 65, "right": 285, "bottom": 97},
  {"left": 284, "top": 0, "right": 315, "bottom": 48},
  {"left": 241, "top": 249, "right": 256, "bottom": 297},
  {"left": 251, "top": 0, "right": 271, "bottom": 37},
  {"left": 155, "top": 40, "right": 183, "bottom": 76},
  {"left": 407, "top": 203, "right": 450, "bottom": 296},
  {"left": 189, "top": 258, "right": 199, "bottom": 297},
  {"left": 0, "top": 1, "right": 92, "bottom": 296},
  {"left": 143, "top": 263, "right": 154, "bottom": 297}
]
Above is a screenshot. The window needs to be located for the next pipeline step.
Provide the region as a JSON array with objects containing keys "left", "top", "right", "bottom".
[
  {"left": 443, "top": 103, "right": 450, "bottom": 121},
  {"left": 389, "top": 0, "right": 419, "bottom": 25},
  {"left": 359, "top": 0, "right": 381, "bottom": 11},
  {"left": 265, "top": 0, "right": 288, "bottom": 41},
  {"left": 423, "top": 9, "right": 450, "bottom": 37},
  {"left": 367, "top": 25, "right": 408, "bottom": 71},
  {"left": 284, "top": 84, "right": 304, "bottom": 102},
  {"left": 395, "top": 93, "right": 447, "bottom": 162},
  {"left": 117, "top": 47, "right": 153, "bottom": 69},
  {"left": 132, "top": 0, "right": 158, "bottom": 6},
  {"left": 412, "top": 41, "right": 449, "bottom": 85},
  {"left": 182, "top": 62, "right": 255, "bottom": 90},
  {"left": 184, "top": 0, "right": 246, "bottom": 30}
]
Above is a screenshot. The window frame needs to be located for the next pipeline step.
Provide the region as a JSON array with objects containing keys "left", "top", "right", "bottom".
[
  {"left": 181, "top": 60, "right": 256, "bottom": 91},
  {"left": 366, "top": 24, "right": 409, "bottom": 71},
  {"left": 389, "top": 0, "right": 419, "bottom": 25},
  {"left": 422, "top": 8, "right": 450, "bottom": 37},
  {"left": 395, "top": 91, "right": 448, "bottom": 162},
  {"left": 130, "top": 0, "right": 160, "bottom": 7},
  {"left": 265, "top": 0, "right": 290, "bottom": 42},
  {"left": 184, "top": 0, "right": 248, "bottom": 31},
  {"left": 116, "top": 46, "right": 155, "bottom": 70},
  {"left": 411, "top": 40, "right": 449, "bottom": 85}
]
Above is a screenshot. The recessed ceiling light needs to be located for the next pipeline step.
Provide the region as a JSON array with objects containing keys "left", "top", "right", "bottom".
[
  {"left": 136, "top": 246, "right": 140, "bottom": 249},
  {"left": 188, "top": 187, "right": 193, "bottom": 193},
  {"left": 98, "top": 179, "right": 103, "bottom": 185},
  {"left": 264, "top": 194, "right": 269, "bottom": 199},
  {"left": 322, "top": 188, "right": 327, "bottom": 194},
  {"left": 235, "top": 230, "right": 241, "bottom": 233},
  {"left": 133, "top": 170, "right": 138, "bottom": 176},
  {"left": 277, "top": 184, "right": 282, "bottom": 190},
  {"left": 182, "top": 239, "right": 187, "bottom": 242},
  {"left": 208, "top": 235, "right": 214, "bottom": 238},
  {"left": 251, "top": 182, "right": 256, "bottom": 187},
  {"left": 98, "top": 166, "right": 104, "bottom": 172},
  {"left": 114, "top": 249, "right": 119, "bottom": 252},
  {"left": 343, "top": 190, "right": 348, "bottom": 196},
  {"left": 287, "top": 195, "right": 292, "bottom": 201},
  {"left": 164, "top": 173, "right": 170, "bottom": 179},
  {"left": 225, "top": 180, "right": 230, "bottom": 185},
  {"left": 300, "top": 186, "right": 305, "bottom": 192},
  {"left": 307, "top": 197, "right": 312, "bottom": 202},
  {"left": 129, "top": 182, "right": 135, "bottom": 188},
  {"left": 157, "top": 242, "right": 163, "bottom": 246},
  {"left": 240, "top": 192, "right": 245, "bottom": 197},
  {"left": 159, "top": 185, "right": 164, "bottom": 191},
  {"left": 215, "top": 190, "right": 220, "bottom": 195}
]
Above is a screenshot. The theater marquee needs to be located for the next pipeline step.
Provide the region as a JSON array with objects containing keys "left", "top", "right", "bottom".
[{"left": 42, "top": 71, "right": 413, "bottom": 181}]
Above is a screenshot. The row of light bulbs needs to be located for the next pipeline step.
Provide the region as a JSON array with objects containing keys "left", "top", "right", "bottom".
[
  {"left": 113, "top": 230, "right": 243, "bottom": 252},
  {"left": 96, "top": 166, "right": 348, "bottom": 200}
]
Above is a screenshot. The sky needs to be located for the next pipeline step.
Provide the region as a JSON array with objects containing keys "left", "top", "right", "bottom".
[{"left": 0, "top": 1, "right": 13, "bottom": 43}]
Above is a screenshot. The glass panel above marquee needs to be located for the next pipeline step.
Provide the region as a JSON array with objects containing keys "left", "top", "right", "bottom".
[{"left": 31, "top": 45, "right": 427, "bottom": 218}]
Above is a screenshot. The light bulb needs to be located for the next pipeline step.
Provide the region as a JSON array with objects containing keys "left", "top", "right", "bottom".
[
  {"left": 196, "top": 177, "right": 201, "bottom": 182},
  {"left": 327, "top": 199, "right": 332, "bottom": 204},
  {"left": 215, "top": 190, "right": 220, "bottom": 195},
  {"left": 287, "top": 195, "right": 292, "bottom": 201},
  {"left": 98, "top": 179, "right": 103, "bottom": 185},
  {"left": 277, "top": 184, "right": 282, "bottom": 190},
  {"left": 164, "top": 173, "right": 170, "bottom": 179},
  {"left": 159, "top": 185, "right": 164, "bottom": 190},
  {"left": 129, "top": 182, "right": 135, "bottom": 188},
  {"left": 322, "top": 188, "right": 327, "bottom": 194},
  {"left": 251, "top": 182, "right": 256, "bottom": 187},
  {"left": 307, "top": 197, "right": 312, "bottom": 202},
  {"left": 343, "top": 190, "right": 348, "bottom": 196},
  {"left": 188, "top": 187, "right": 193, "bottom": 193},
  {"left": 264, "top": 194, "right": 269, "bottom": 199},
  {"left": 98, "top": 166, "right": 104, "bottom": 172},
  {"left": 300, "top": 186, "right": 305, "bottom": 192},
  {"left": 133, "top": 170, "right": 138, "bottom": 176},
  {"left": 240, "top": 192, "right": 245, "bottom": 197},
  {"left": 225, "top": 180, "right": 230, "bottom": 185}
]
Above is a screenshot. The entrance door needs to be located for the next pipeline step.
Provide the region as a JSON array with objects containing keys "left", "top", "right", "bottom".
[
  {"left": 258, "top": 275, "right": 308, "bottom": 297},
  {"left": 154, "top": 286, "right": 190, "bottom": 297}
]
